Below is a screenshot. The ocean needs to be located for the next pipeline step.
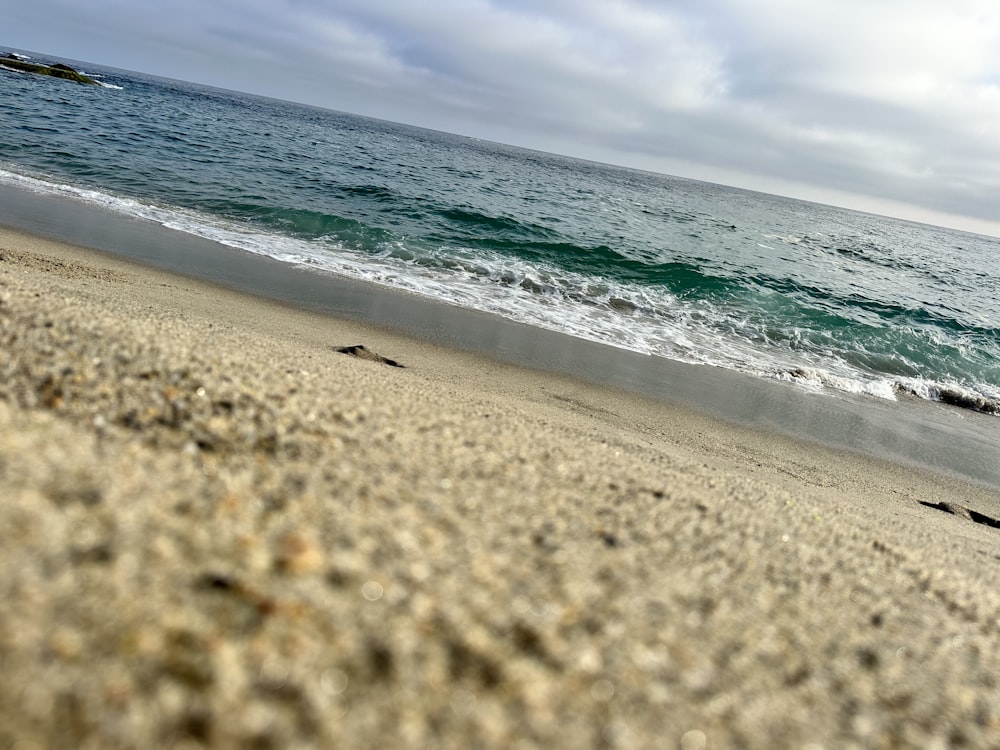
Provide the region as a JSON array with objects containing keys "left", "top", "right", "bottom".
[{"left": 3, "top": 49, "right": 999, "bottom": 422}]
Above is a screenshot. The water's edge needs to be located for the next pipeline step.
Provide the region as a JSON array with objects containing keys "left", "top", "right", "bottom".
[{"left": 3, "top": 183, "right": 999, "bottom": 490}]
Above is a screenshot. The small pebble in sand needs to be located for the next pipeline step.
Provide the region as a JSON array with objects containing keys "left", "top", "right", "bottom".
[{"left": 273, "top": 530, "right": 324, "bottom": 574}]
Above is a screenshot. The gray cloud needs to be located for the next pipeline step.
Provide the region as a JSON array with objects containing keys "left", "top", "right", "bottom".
[{"left": 5, "top": 0, "right": 1000, "bottom": 233}]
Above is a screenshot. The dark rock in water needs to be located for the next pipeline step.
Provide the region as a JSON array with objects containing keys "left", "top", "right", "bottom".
[
  {"left": 894, "top": 382, "right": 1000, "bottom": 417},
  {"left": 334, "top": 345, "right": 405, "bottom": 368},
  {"left": 608, "top": 297, "right": 637, "bottom": 314},
  {"left": 935, "top": 387, "right": 1000, "bottom": 416},
  {"left": 1, "top": 53, "right": 99, "bottom": 85}
]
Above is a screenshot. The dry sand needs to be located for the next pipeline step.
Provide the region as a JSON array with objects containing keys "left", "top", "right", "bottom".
[{"left": 2, "top": 226, "right": 1000, "bottom": 749}]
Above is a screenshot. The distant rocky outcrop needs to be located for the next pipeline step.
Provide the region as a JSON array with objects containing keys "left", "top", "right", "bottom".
[{"left": 1, "top": 53, "right": 99, "bottom": 85}]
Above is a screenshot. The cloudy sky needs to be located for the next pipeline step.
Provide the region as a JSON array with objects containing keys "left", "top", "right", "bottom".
[{"left": 6, "top": 1, "right": 1000, "bottom": 235}]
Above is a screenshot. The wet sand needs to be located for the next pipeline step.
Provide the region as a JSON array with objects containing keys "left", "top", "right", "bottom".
[
  {"left": 2, "top": 226, "right": 1000, "bottom": 748},
  {"left": 5, "top": 182, "right": 1000, "bottom": 489}
]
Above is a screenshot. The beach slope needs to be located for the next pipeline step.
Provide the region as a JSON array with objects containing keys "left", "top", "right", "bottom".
[{"left": 2, "top": 227, "right": 999, "bottom": 748}]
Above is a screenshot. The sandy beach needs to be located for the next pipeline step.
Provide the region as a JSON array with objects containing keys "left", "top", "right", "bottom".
[{"left": 2, "top": 225, "right": 1000, "bottom": 748}]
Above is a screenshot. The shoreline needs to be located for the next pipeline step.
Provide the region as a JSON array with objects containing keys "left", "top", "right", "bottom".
[
  {"left": 3, "top": 183, "right": 1000, "bottom": 490},
  {"left": 3, "top": 225, "right": 1000, "bottom": 746}
]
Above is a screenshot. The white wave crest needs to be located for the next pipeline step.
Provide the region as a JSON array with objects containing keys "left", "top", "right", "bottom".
[{"left": 2, "top": 165, "right": 996, "bottom": 416}]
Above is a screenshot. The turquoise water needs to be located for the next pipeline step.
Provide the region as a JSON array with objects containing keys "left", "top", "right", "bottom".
[{"left": 3, "top": 50, "right": 1000, "bottom": 416}]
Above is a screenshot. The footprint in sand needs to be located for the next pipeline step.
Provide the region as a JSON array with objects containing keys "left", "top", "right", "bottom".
[
  {"left": 334, "top": 345, "right": 405, "bottom": 368},
  {"left": 919, "top": 500, "right": 1000, "bottom": 530}
]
